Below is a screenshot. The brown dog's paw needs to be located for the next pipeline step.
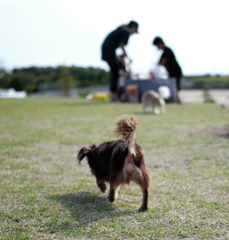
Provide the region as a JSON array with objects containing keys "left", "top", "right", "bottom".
[{"left": 138, "top": 205, "right": 148, "bottom": 212}]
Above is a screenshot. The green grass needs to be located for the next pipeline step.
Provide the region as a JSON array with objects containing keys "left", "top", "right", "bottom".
[{"left": 0, "top": 98, "right": 229, "bottom": 239}]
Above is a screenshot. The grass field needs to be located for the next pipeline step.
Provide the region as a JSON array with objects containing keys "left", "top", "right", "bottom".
[{"left": 0, "top": 98, "right": 228, "bottom": 239}]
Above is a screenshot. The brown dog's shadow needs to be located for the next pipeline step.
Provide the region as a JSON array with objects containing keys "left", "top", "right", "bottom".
[{"left": 47, "top": 191, "right": 132, "bottom": 233}]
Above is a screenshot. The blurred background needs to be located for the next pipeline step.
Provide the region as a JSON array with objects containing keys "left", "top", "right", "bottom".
[{"left": 0, "top": 0, "right": 228, "bottom": 98}]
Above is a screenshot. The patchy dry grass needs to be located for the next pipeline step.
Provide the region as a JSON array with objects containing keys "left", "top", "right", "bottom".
[{"left": 0, "top": 98, "right": 229, "bottom": 239}]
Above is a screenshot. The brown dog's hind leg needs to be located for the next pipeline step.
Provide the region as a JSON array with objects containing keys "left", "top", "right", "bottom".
[
  {"left": 138, "top": 170, "right": 150, "bottom": 211},
  {"left": 107, "top": 181, "right": 120, "bottom": 202},
  {"left": 138, "top": 188, "right": 149, "bottom": 211}
]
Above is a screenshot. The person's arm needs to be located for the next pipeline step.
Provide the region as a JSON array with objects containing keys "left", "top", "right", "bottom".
[
  {"left": 158, "top": 57, "right": 167, "bottom": 66},
  {"left": 120, "top": 42, "right": 127, "bottom": 57},
  {"left": 120, "top": 42, "right": 133, "bottom": 63},
  {"left": 158, "top": 48, "right": 170, "bottom": 66}
]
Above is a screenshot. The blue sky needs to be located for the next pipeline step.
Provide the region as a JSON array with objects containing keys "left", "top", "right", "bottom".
[{"left": 0, "top": 0, "right": 228, "bottom": 75}]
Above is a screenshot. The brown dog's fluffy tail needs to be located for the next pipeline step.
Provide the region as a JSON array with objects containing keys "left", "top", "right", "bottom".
[{"left": 114, "top": 115, "right": 138, "bottom": 155}]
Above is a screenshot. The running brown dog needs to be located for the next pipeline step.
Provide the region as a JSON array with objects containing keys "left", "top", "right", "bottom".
[{"left": 77, "top": 115, "right": 150, "bottom": 211}]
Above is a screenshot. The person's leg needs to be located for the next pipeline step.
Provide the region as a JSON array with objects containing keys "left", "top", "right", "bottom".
[
  {"left": 176, "top": 75, "right": 182, "bottom": 104},
  {"left": 106, "top": 57, "right": 119, "bottom": 101},
  {"left": 173, "top": 74, "right": 182, "bottom": 104}
]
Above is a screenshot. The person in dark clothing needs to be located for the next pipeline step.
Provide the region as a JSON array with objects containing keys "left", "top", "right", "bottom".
[
  {"left": 153, "top": 36, "right": 182, "bottom": 104},
  {"left": 102, "top": 20, "right": 138, "bottom": 101}
]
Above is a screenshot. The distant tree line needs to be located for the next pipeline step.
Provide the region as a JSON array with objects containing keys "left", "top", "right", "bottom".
[
  {"left": 0, "top": 66, "right": 228, "bottom": 94},
  {"left": 0, "top": 66, "right": 109, "bottom": 94}
]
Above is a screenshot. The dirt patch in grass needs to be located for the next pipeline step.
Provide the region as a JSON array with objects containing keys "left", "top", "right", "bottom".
[{"left": 197, "top": 125, "right": 229, "bottom": 138}]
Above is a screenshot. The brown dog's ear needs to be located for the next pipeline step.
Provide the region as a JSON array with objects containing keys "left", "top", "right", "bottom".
[{"left": 77, "top": 145, "right": 95, "bottom": 164}]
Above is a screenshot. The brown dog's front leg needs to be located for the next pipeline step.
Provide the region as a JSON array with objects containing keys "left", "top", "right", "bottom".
[{"left": 96, "top": 178, "right": 107, "bottom": 193}]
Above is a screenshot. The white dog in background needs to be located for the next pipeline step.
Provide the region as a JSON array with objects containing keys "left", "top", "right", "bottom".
[{"left": 141, "top": 90, "right": 166, "bottom": 114}]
